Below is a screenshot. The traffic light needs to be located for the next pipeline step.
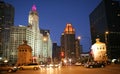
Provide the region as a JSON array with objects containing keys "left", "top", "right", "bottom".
[{"left": 61, "top": 52, "right": 64, "bottom": 57}]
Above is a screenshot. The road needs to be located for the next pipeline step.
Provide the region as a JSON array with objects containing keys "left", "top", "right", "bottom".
[{"left": 1, "top": 64, "right": 120, "bottom": 74}]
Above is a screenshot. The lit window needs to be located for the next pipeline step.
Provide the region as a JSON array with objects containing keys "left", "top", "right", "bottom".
[
  {"left": 117, "top": 14, "right": 120, "bottom": 16},
  {"left": 112, "top": 2, "right": 115, "bottom": 5}
]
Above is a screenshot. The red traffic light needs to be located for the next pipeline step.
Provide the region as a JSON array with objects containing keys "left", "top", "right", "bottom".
[{"left": 61, "top": 52, "right": 64, "bottom": 57}]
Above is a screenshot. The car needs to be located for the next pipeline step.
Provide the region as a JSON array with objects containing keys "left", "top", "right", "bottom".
[
  {"left": 0, "top": 64, "right": 18, "bottom": 73},
  {"left": 75, "top": 62, "right": 82, "bottom": 66},
  {"left": 18, "top": 63, "right": 40, "bottom": 70},
  {"left": 40, "top": 63, "right": 61, "bottom": 68},
  {"left": 84, "top": 62, "right": 105, "bottom": 68},
  {"left": 49, "top": 63, "right": 61, "bottom": 68}
]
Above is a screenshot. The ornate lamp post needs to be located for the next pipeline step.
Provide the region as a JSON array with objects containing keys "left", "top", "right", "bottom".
[
  {"left": 105, "top": 31, "right": 109, "bottom": 62},
  {"left": 105, "top": 31, "right": 109, "bottom": 44},
  {"left": 43, "top": 36, "right": 48, "bottom": 62}
]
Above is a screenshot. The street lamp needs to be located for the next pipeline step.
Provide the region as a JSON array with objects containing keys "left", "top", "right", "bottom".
[
  {"left": 75, "top": 36, "right": 81, "bottom": 62},
  {"left": 105, "top": 31, "right": 109, "bottom": 62},
  {"left": 105, "top": 31, "right": 109, "bottom": 44},
  {"left": 77, "top": 36, "right": 81, "bottom": 40},
  {"left": 43, "top": 36, "right": 48, "bottom": 62},
  {"left": 43, "top": 37, "right": 47, "bottom": 42}
]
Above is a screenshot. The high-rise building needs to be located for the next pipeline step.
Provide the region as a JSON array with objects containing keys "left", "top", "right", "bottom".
[
  {"left": 27, "top": 5, "right": 42, "bottom": 61},
  {"left": 61, "top": 23, "right": 80, "bottom": 62},
  {"left": 0, "top": 1, "right": 14, "bottom": 58},
  {"left": 75, "top": 37, "right": 81, "bottom": 59},
  {"left": 27, "top": 5, "right": 52, "bottom": 63},
  {"left": 1, "top": 2, "right": 52, "bottom": 64},
  {"left": 40, "top": 29, "right": 52, "bottom": 62},
  {"left": 52, "top": 43, "right": 61, "bottom": 62},
  {"left": 9, "top": 25, "right": 27, "bottom": 64},
  {"left": 89, "top": 0, "right": 120, "bottom": 59}
]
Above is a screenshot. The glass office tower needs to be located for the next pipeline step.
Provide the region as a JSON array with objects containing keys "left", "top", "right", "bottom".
[
  {"left": 89, "top": 0, "right": 120, "bottom": 59},
  {"left": 0, "top": 1, "right": 14, "bottom": 59}
]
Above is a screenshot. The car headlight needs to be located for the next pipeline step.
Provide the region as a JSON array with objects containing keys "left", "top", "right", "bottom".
[
  {"left": 13, "top": 66, "right": 17, "bottom": 69},
  {"left": 55, "top": 64, "right": 58, "bottom": 67}
]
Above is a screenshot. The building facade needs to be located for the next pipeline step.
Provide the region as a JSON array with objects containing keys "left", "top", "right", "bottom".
[
  {"left": 91, "top": 38, "right": 107, "bottom": 62},
  {"left": 27, "top": 5, "right": 52, "bottom": 63},
  {"left": 75, "top": 37, "right": 81, "bottom": 60},
  {"left": 17, "top": 40, "right": 32, "bottom": 65},
  {"left": 0, "top": 0, "right": 53, "bottom": 64},
  {"left": 9, "top": 26, "right": 27, "bottom": 64},
  {"left": 89, "top": 0, "right": 120, "bottom": 59},
  {"left": 61, "top": 23, "right": 80, "bottom": 63},
  {"left": 27, "top": 5, "right": 43, "bottom": 62},
  {"left": 40, "top": 29, "right": 52, "bottom": 63},
  {"left": 52, "top": 43, "right": 61, "bottom": 63},
  {"left": 0, "top": 1, "right": 14, "bottom": 59},
  {"left": 8, "top": 5, "right": 53, "bottom": 64}
]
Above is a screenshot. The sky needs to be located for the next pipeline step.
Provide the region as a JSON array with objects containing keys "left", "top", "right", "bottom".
[{"left": 4, "top": 0, "right": 101, "bottom": 52}]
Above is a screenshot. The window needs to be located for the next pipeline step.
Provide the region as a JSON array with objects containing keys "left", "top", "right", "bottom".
[
  {"left": 117, "top": 14, "right": 120, "bottom": 16},
  {"left": 112, "top": 2, "right": 115, "bottom": 5}
]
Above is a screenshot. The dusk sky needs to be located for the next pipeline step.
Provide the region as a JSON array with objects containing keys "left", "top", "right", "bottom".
[{"left": 4, "top": 0, "right": 101, "bottom": 52}]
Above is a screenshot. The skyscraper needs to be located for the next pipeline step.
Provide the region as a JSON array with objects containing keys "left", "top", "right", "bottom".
[
  {"left": 89, "top": 0, "right": 120, "bottom": 59},
  {"left": 9, "top": 25, "right": 27, "bottom": 64},
  {"left": 40, "top": 29, "right": 52, "bottom": 62},
  {"left": 61, "top": 23, "right": 80, "bottom": 62},
  {"left": 28, "top": 5, "right": 42, "bottom": 59},
  {"left": 0, "top": 2, "right": 52, "bottom": 64},
  {"left": 0, "top": 1, "right": 14, "bottom": 58},
  {"left": 52, "top": 43, "right": 61, "bottom": 62},
  {"left": 8, "top": 5, "right": 52, "bottom": 64},
  {"left": 27, "top": 5, "right": 52, "bottom": 63}
]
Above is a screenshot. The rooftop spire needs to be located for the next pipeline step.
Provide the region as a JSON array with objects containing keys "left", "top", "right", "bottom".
[
  {"left": 64, "top": 23, "right": 75, "bottom": 34},
  {"left": 32, "top": 4, "right": 37, "bottom": 11}
]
